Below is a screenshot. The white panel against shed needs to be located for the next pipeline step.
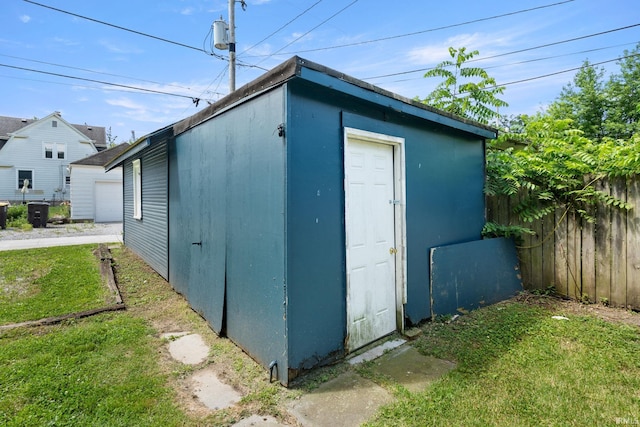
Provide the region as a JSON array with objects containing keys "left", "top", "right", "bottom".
[{"left": 95, "top": 181, "right": 123, "bottom": 222}]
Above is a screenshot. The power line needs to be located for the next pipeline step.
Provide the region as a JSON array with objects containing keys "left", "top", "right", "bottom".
[
  {"left": 244, "top": 0, "right": 575, "bottom": 57},
  {"left": 23, "top": 0, "right": 227, "bottom": 61},
  {"left": 0, "top": 63, "right": 202, "bottom": 103},
  {"left": 239, "top": 0, "right": 324, "bottom": 57},
  {"left": 376, "top": 41, "right": 640, "bottom": 85},
  {"left": 364, "top": 22, "right": 640, "bottom": 80},
  {"left": 494, "top": 52, "right": 640, "bottom": 89},
  {"left": 254, "top": 0, "right": 359, "bottom": 66},
  {"left": 0, "top": 53, "right": 198, "bottom": 93}
]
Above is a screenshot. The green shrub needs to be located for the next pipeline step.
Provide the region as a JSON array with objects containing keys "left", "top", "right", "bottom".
[
  {"left": 6, "top": 205, "right": 28, "bottom": 228},
  {"left": 6, "top": 204, "right": 26, "bottom": 221}
]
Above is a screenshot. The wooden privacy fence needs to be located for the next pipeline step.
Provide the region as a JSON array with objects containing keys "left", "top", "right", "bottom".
[{"left": 487, "top": 176, "right": 640, "bottom": 309}]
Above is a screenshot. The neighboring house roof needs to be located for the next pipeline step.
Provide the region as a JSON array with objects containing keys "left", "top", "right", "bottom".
[
  {"left": 71, "top": 142, "right": 130, "bottom": 167},
  {"left": 0, "top": 113, "right": 107, "bottom": 150}
]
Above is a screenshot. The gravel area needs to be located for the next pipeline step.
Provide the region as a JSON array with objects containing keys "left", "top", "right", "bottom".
[{"left": 0, "top": 222, "right": 122, "bottom": 241}]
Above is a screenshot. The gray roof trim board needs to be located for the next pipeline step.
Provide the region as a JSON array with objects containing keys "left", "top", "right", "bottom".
[
  {"left": 104, "top": 124, "right": 173, "bottom": 171},
  {"left": 173, "top": 56, "right": 498, "bottom": 139},
  {"left": 70, "top": 142, "right": 130, "bottom": 167},
  {"left": 108, "top": 56, "right": 498, "bottom": 169}
]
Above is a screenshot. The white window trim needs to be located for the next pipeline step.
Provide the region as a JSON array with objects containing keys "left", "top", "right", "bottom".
[
  {"left": 42, "top": 142, "right": 66, "bottom": 160},
  {"left": 132, "top": 159, "right": 142, "bottom": 219},
  {"left": 57, "top": 143, "right": 66, "bottom": 160},
  {"left": 17, "top": 169, "right": 34, "bottom": 190},
  {"left": 43, "top": 143, "right": 53, "bottom": 159}
]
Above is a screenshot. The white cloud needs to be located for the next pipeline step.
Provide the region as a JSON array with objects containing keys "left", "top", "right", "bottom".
[
  {"left": 53, "top": 37, "right": 80, "bottom": 47},
  {"left": 20, "top": 15, "right": 31, "bottom": 23},
  {"left": 181, "top": 7, "right": 195, "bottom": 15},
  {"left": 106, "top": 98, "right": 147, "bottom": 110},
  {"left": 408, "top": 33, "right": 489, "bottom": 65},
  {"left": 99, "top": 39, "right": 143, "bottom": 54}
]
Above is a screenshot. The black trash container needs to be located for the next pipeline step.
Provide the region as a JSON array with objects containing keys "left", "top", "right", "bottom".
[
  {"left": 27, "top": 202, "right": 49, "bottom": 228},
  {"left": 0, "top": 203, "right": 7, "bottom": 230}
]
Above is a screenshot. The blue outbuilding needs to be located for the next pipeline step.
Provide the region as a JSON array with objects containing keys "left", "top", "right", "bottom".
[{"left": 107, "top": 56, "right": 504, "bottom": 385}]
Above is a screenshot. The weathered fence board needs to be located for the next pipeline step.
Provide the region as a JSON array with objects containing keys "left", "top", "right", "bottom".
[
  {"left": 488, "top": 176, "right": 640, "bottom": 309},
  {"left": 627, "top": 178, "right": 640, "bottom": 307}
]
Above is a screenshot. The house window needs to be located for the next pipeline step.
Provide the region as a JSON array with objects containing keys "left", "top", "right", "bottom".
[
  {"left": 43, "top": 143, "right": 66, "bottom": 160},
  {"left": 132, "top": 159, "right": 142, "bottom": 219},
  {"left": 52, "top": 120, "right": 57, "bottom": 127},
  {"left": 17, "top": 170, "right": 33, "bottom": 189},
  {"left": 65, "top": 176, "right": 71, "bottom": 185}
]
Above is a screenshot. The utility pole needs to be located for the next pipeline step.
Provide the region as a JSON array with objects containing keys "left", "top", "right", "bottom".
[
  {"left": 228, "top": 0, "right": 236, "bottom": 92},
  {"left": 213, "top": 1, "right": 245, "bottom": 92}
]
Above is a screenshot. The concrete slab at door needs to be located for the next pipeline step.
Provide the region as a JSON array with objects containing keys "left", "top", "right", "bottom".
[{"left": 345, "top": 137, "right": 396, "bottom": 351}]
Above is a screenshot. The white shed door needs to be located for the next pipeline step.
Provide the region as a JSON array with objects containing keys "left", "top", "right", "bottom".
[
  {"left": 345, "top": 138, "right": 396, "bottom": 351},
  {"left": 95, "top": 181, "right": 123, "bottom": 223}
]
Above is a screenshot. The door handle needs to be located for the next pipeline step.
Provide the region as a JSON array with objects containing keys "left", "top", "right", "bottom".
[
  {"left": 192, "top": 241, "right": 202, "bottom": 246},
  {"left": 389, "top": 247, "right": 397, "bottom": 255}
]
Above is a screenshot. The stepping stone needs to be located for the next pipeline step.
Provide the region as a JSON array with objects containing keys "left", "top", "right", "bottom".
[
  {"left": 232, "top": 414, "right": 286, "bottom": 426},
  {"left": 288, "top": 371, "right": 392, "bottom": 427},
  {"left": 164, "top": 333, "right": 209, "bottom": 365},
  {"left": 191, "top": 368, "right": 241, "bottom": 410}
]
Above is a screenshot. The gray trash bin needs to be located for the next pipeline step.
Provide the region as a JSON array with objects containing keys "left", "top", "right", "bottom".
[
  {"left": 0, "top": 203, "right": 7, "bottom": 230},
  {"left": 27, "top": 202, "right": 49, "bottom": 228}
]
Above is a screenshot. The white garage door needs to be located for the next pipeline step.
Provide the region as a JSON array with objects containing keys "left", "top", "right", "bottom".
[{"left": 95, "top": 181, "right": 123, "bottom": 223}]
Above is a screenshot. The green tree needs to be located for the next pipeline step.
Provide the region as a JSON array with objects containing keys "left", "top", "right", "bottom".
[
  {"left": 547, "top": 61, "right": 607, "bottom": 141},
  {"left": 604, "top": 44, "right": 640, "bottom": 139},
  {"left": 418, "top": 47, "right": 508, "bottom": 125}
]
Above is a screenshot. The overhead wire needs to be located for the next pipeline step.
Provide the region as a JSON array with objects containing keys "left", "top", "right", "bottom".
[
  {"left": 238, "top": 0, "right": 324, "bottom": 57},
  {"left": 0, "top": 53, "right": 197, "bottom": 93},
  {"left": 242, "top": 0, "right": 575, "bottom": 57},
  {"left": 491, "top": 52, "right": 640, "bottom": 89},
  {"left": 374, "top": 41, "right": 640, "bottom": 85},
  {"left": 23, "top": 0, "right": 227, "bottom": 61},
  {"left": 253, "top": 0, "right": 359, "bottom": 66},
  {"left": 0, "top": 63, "right": 203, "bottom": 103},
  {"left": 363, "top": 22, "right": 640, "bottom": 80}
]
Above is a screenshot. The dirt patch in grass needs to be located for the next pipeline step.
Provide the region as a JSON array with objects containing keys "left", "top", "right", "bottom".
[{"left": 515, "top": 292, "right": 640, "bottom": 328}]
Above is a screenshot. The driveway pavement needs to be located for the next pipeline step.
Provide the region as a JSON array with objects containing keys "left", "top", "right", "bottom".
[{"left": 0, "top": 222, "right": 122, "bottom": 251}]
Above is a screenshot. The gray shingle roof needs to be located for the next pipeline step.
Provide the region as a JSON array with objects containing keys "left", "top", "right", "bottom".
[
  {"left": 71, "top": 142, "right": 130, "bottom": 167},
  {"left": 0, "top": 115, "right": 107, "bottom": 149}
]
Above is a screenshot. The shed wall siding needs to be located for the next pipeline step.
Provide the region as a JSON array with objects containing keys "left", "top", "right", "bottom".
[
  {"left": 285, "top": 82, "right": 486, "bottom": 369},
  {"left": 169, "top": 88, "right": 288, "bottom": 383},
  {"left": 123, "top": 141, "right": 168, "bottom": 279}
]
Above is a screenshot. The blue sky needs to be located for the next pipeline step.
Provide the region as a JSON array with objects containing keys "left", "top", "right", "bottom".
[{"left": 2, "top": 0, "right": 639, "bottom": 142}]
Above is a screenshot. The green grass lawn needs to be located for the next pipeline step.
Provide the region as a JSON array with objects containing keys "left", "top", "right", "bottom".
[
  {"left": 367, "top": 299, "right": 640, "bottom": 427},
  {"left": 0, "top": 245, "right": 111, "bottom": 324},
  {"left": 2, "top": 243, "right": 640, "bottom": 426},
  {"left": 0, "top": 315, "right": 187, "bottom": 426},
  {"left": 0, "top": 246, "right": 292, "bottom": 426}
]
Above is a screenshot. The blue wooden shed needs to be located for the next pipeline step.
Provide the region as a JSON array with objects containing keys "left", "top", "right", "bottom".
[{"left": 107, "top": 56, "right": 499, "bottom": 385}]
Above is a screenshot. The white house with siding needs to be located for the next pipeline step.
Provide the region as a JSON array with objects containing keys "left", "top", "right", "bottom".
[
  {"left": 69, "top": 143, "right": 128, "bottom": 222},
  {"left": 0, "top": 112, "right": 106, "bottom": 203}
]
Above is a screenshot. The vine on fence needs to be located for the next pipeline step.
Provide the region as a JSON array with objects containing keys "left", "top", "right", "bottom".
[{"left": 484, "top": 116, "right": 640, "bottom": 239}]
